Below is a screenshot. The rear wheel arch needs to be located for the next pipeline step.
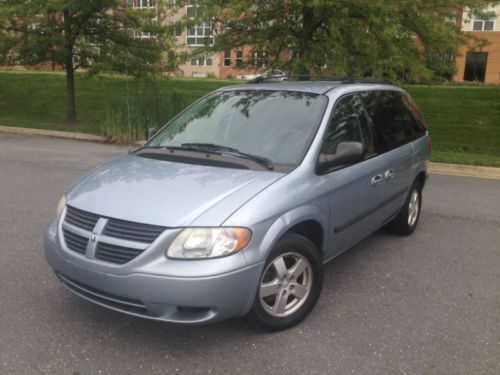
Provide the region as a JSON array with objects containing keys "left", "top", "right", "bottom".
[{"left": 415, "top": 171, "right": 427, "bottom": 190}]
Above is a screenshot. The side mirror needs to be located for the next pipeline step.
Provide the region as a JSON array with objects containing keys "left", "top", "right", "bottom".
[
  {"left": 317, "top": 141, "right": 365, "bottom": 173},
  {"left": 146, "top": 127, "right": 157, "bottom": 140}
]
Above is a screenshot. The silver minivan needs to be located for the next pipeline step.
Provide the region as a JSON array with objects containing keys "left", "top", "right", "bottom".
[{"left": 45, "top": 79, "right": 430, "bottom": 330}]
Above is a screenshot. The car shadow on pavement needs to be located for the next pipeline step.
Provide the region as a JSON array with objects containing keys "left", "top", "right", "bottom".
[{"left": 57, "top": 226, "right": 410, "bottom": 356}]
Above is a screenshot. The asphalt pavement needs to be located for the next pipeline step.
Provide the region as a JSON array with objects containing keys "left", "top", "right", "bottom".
[{"left": 0, "top": 133, "right": 499, "bottom": 375}]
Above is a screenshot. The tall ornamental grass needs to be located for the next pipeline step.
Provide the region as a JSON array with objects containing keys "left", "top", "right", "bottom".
[{"left": 102, "top": 81, "right": 187, "bottom": 143}]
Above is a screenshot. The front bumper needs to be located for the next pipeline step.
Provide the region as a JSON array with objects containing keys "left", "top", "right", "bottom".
[{"left": 44, "top": 220, "right": 264, "bottom": 324}]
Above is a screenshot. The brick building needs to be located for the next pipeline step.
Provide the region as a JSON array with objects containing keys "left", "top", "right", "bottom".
[
  {"left": 162, "top": 2, "right": 500, "bottom": 83},
  {"left": 454, "top": 4, "right": 500, "bottom": 83}
]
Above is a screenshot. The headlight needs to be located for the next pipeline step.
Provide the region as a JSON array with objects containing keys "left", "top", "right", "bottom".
[
  {"left": 167, "top": 227, "right": 252, "bottom": 259},
  {"left": 56, "top": 194, "right": 67, "bottom": 217}
]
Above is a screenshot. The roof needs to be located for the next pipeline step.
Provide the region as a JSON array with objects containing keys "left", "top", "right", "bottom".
[{"left": 218, "top": 80, "right": 397, "bottom": 95}]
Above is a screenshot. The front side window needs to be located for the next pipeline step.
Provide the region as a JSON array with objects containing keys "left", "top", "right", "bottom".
[
  {"left": 321, "top": 94, "right": 375, "bottom": 156},
  {"left": 148, "top": 91, "right": 328, "bottom": 165},
  {"left": 360, "top": 91, "right": 425, "bottom": 152}
]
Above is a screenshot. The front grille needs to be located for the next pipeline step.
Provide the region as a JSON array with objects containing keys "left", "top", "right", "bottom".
[
  {"left": 63, "top": 229, "right": 88, "bottom": 254},
  {"left": 56, "top": 273, "right": 149, "bottom": 316},
  {"left": 103, "top": 218, "right": 165, "bottom": 243},
  {"left": 65, "top": 206, "right": 99, "bottom": 231},
  {"left": 62, "top": 206, "right": 167, "bottom": 265},
  {"left": 95, "top": 242, "right": 145, "bottom": 264}
]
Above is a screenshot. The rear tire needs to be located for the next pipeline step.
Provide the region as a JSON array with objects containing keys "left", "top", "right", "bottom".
[
  {"left": 250, "top": 233, "right": 323, "bottom": 331},
  {"left": 387, "top": 182, "right": 422, "bottom": 235}
]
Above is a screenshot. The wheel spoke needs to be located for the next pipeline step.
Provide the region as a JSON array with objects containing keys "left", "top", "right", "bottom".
[
  {"left": 291, "top": 284, "right": 308, "bottom": 299},
  {"left": 272, "top": 257, "right": 288, "bottom": 278},
  {"left": 260, "top": 280, "right": 280, "bottom": 298},
  {"left": 259, "top": 252, "right": 314, "bottom": 318},
  {"left": 290, "top": 258, "right": 307, "bottom": 279},
  {"left": 273, "top": 291, "right": 288, "bottom": 314}
]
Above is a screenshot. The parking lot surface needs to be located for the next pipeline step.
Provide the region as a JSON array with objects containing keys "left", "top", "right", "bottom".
[{"left": 0, "top": 133, "right": 499, "bottom": 374}]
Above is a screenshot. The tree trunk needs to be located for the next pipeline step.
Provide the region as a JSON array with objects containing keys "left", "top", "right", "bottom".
[
  {"left": 298, "top": 5, "right": 315, "bottom": 80},
  {"left": 65, "top": 56, "right": 77, "bottom": 123}
]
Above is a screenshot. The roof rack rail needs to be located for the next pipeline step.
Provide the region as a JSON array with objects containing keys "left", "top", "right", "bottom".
[{"left": 248, "top": 75, "right": 393, "bottom": 85}]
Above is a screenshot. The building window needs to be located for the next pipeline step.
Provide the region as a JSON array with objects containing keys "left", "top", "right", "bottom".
[
  {"left": 472, "top": 19, "right": 495, "bottom": 31},
  {"left": 186, "top": 1, "right": 214, "bottom": 46},
  {"left": 132, "top": 0, "right": 156, "bottom": 9},
  {"left": 464, "top": 52, "right": 488, "bottom": 82},
  {"left": 167, "top": 20, "right": 182, "bottom": 37},
  {"left": 191, "top": 57, "right": 213, "bottom": 66},
  {"left": 186, "top": 21, "right": 214, "bottom": 46},
  {"left": 133, "top": 31, "right": 153, "bottom": 39},
  {"left": 224, "top": 49, "right": 231, "bottom": 67},
  {"left": 251, "top": 51, "right": 267, "bottom": 68},
  {"left": 186, "top": 1, "right": 197, "bottom": 18},
  {"left": 236, "top": 50, "right": 243, "bottom": 68}
]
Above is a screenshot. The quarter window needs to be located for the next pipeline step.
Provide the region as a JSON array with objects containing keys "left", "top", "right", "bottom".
[{"left": 321, "top": 94, "right": 375, "bottom": 156}]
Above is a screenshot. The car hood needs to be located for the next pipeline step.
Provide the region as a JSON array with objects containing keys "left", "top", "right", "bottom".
[{"left": 67, "top": 154, "right": 284, "bottom": 227}]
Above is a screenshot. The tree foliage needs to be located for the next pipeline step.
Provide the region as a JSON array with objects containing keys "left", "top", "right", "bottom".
[
  {"left": 184, "top": 0, "right": 499, "bottom": 82},
  {"left": 0, "top": 0, "right": 177, "bottom": 122}
]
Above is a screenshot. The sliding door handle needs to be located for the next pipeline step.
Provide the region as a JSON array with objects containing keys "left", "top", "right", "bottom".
[{"left": 371, "top": 174, "right": 383, "bottom": 186}]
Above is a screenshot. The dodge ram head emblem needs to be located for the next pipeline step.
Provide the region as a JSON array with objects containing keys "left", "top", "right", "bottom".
[{"left": 90, "top": 233, "right": 97, "bottom": 242}]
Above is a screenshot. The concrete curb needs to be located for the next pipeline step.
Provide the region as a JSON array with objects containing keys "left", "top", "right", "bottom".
[
  {"left": 1, "top": 125, "right": 499, "bottom": 180},
  {"left": 0, "top": 125, "right": 107, "bottom": 142},
  {"left": 428, "top": 162, "right": 500, "bottom": 180}
]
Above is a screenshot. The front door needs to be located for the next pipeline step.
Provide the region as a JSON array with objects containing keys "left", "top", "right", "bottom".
[{"left": 319, "top": 94, "right": 385, "bottom": 258}]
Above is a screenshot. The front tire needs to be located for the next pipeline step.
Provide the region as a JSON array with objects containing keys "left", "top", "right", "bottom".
[
  {"left": 250, "top": 233, "right": 323, "bottom": 331},
  {"left": 387, "top": 182, "right": 422, "bottom": 235}
]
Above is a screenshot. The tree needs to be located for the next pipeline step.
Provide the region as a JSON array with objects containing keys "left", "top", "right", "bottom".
[
  {"left": 183, "top": 0, "right": 498, "bottom": 82},
  {"left": 0, "top": 0, "right": 177, "bottom": 123}
]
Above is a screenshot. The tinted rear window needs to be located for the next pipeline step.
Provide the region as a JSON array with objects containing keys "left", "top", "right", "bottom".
[{"left": 360, "top": 91, "right": 426, "bottom": 152}]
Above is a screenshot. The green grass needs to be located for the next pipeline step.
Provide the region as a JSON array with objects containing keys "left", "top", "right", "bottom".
[
  {"left": 0, "top": 71, "right": 234, "bottom": 134},
  {"left": 405, "top": 85, "right": 500, "bottom": 167},
  {"left": 0, "top": 71, "right": 499, "bottom": 167}
]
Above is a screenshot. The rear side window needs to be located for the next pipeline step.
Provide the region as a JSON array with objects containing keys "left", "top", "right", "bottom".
[
  {"left": 321, "top": 94, "right": 375, "bottom": 155},
  {"left": 360, "top": 90, "right": 426, "bottom": 153}
]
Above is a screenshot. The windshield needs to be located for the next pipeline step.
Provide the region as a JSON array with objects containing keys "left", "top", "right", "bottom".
[{"left": 147, "top": 90, "right": 328, "bottom": 165}]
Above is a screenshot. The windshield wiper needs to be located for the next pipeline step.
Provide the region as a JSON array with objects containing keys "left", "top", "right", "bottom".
[
  {"left": 181, "top": 143, "right": 274, "bottom": 170},
  {"left": 135, "top": 144, "right": 221, "bottom": 155}
]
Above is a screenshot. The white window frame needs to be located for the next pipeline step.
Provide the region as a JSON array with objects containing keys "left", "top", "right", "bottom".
[
  {"left": 133, "top": 31, "right": 154, "bottom": 39},
  {"left": 186, "top": 2, "right": 214, "bottom": 46},
  {"left": 190, "top": 56, "right": 213, "bottom": 67},
  {"left": 167, "top": 20, "right": 182, "bottom": 37},
  {"left": 472, "top": 18, "right": 495, "bottom": 31},
  {"left": 132, "top": 0, "right": 157, "bottom": 9},
  {"left": 186, "top": 21, "right": 214, "bottom": 46},
  {"left": 223, "top": 49, "right": 231, "bottom": 67}
]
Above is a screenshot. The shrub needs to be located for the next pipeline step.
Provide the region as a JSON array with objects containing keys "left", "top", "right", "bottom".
[{"left": 101, "top": 80, "right": 187, "bottom": 143}]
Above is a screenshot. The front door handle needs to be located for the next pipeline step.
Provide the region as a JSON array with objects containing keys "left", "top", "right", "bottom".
[
  {"left": 384, "top": 169, "right": 395, "bottom": 180},
  {"left": 371, "top": 174, "right": 383, "bottom": 186}
]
